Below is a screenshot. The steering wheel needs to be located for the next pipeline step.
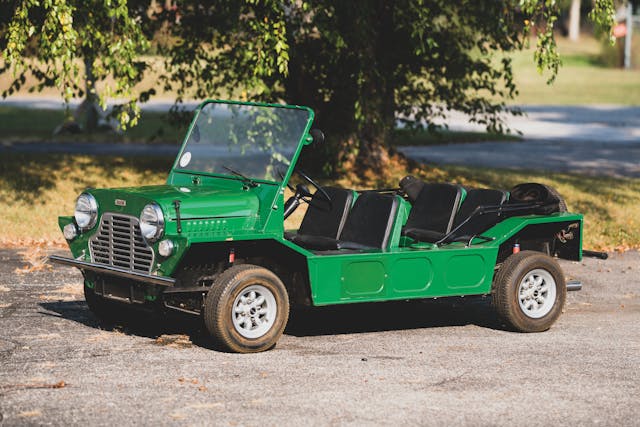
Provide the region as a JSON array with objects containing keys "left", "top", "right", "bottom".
[{"left": 279, "top": 169, "right": 332, "bottom": 219}]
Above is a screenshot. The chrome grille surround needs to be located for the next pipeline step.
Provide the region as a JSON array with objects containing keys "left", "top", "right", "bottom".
[{"left": 89, "top": 213, "right": 155, "bottom": 274}]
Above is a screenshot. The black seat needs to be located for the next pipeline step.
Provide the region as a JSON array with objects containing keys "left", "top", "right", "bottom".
[
  {"left": 294, "top": 191, "right": 400, "bottom": 251},
  {"left": 288, "top": 187, "right": 355, "bottom": 244},
  {"left": 399, "top": 175, "right": 424, "bottom": 203},
  {"left": 402, "top": 183, "right": 464, "bottom": 242},
  {"left": 433, "top": 189, "right": 508, "bottom": 244}
]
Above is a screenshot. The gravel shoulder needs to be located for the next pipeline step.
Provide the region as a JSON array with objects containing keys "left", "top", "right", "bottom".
[{"left": 0, "top": 248, "right": 638, "bottom": 426}]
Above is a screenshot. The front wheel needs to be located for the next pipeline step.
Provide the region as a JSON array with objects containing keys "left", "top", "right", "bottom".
[
  {"left": 203, "top": 264, "right": 289, "bottom": 353},
  {"left": 492, "top": 251, "right": 566, "bottom": 332}
]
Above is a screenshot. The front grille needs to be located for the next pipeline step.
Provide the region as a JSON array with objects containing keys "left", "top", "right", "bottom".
[{"left": 89, "top": 213, "right": 155, "bottom": 274}]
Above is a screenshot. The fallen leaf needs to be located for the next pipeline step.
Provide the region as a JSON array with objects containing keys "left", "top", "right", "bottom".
[
  {"left": 155, "top": 334, "right": 193, "bottom": 348},
  {"left": 187, "top": 402, "right": 222, "bottom": 410},
  {"left": 15, "top": 247, "right": 53, "bottom": 273},
  {"left": 17, "top": 410, "right": 42, "bottom": 418}
]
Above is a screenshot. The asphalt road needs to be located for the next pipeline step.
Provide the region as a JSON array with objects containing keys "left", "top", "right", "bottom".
[
  {"left": 398, "top": 105, "right": 640, "bottom": 178},
  {"left": 0, "top": 248, "right": 638, "bottom": 426}
]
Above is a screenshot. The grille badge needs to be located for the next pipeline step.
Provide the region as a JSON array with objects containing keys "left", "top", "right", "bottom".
[{"left": 115, "top": 199, "right": 126, "bottom": 207}]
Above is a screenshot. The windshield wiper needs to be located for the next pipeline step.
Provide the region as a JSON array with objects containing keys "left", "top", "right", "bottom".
[{"left": 222, "top": 165, "right": 258, "bottom": 188}]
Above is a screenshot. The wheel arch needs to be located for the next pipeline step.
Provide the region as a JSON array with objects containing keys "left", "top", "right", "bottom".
[
  {"left": 496, "top": 219, "right": 582, "bottom": 265},
  {"left": 175, "top": 239, "right": 313, "bottom": 306}
]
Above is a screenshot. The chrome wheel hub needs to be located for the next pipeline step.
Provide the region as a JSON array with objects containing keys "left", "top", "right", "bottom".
[
  {"left": 517, "top": 269, "right": 557, "bottom": 319},
  {"left": 231, "top": 285, "right": 277, "bottom": 339}
]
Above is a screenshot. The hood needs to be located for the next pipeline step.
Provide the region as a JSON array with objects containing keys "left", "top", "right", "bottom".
[{"left": 89, "top": 184, "right": 260, "bottom": 220}]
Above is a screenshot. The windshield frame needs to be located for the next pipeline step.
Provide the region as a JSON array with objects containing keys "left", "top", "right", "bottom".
[{"left": 169, "top": 100, "right": 314, "bottom": 187}]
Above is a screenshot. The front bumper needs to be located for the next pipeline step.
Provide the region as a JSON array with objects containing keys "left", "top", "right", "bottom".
[{"left": 49, "top": 255, "right": 175, "bottom": 287}]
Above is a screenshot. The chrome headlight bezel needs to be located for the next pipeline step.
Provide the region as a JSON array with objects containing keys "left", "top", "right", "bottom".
[
  {"left": 140, "top": 203, "right": 165, "bottom": 242},
  {"left": 74, "top": 193, "right": 98, "bottom": 230}
]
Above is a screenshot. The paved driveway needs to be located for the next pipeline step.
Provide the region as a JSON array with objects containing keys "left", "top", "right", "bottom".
[
  {"left": 0, "top": 248, "right": 638, "bottom": 425},
  {"left": 399, "top": 105, "right": 640, "bottom": 177}
]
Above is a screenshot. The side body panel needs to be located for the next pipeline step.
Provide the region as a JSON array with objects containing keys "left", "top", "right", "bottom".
[
  {"left": 307, "top": 245, "right": 498, "bottom": 305},
  {"left": 305, "top": 213, "right": 583, "bottom": 306}
]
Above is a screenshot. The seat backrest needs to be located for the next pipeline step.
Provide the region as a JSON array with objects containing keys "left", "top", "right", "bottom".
[
  {"left": 404, "top": 183, "right": 464, "bottom": 234},
  {"left": 297, "top": 187, "right": 355, "bottom": 239},
  {"left": 448, "top": 189, "right": 508, "bottom": 238},
  {"left": 340, "top": 192, "right": 399, "bottom": 248},
  {"left": 399, "top": 175, "right": 424, "bottom": 203}
]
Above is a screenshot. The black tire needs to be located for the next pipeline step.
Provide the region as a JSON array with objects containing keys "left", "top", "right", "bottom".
[
  {"left": 546, "top": 185, "right": 568, "bottom": 212},
  {"left": 203, "top": 264, "right": 289, "bottom": 353},
  {"left": 492, "top": 251, "right": 566, "bottom": 332}
]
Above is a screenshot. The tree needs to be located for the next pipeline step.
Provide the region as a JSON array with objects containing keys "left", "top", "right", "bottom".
[
  {"left": 568, "top": 0, "right": 581, "bottom": 41},
  {"left": 1, "top": 1, "right": 615, "bottom": 171},
  {"left": 1, "top": 0, "right": 152, "bottom": 130}
]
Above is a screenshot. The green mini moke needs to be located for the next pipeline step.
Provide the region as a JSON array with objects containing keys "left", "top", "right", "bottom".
[{"left": 51, "top": 100, "right": 587, "bottom": 353}]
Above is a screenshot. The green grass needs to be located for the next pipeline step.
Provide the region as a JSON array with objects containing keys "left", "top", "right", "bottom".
[
  {"left": 0, "top": 106, "right": 187, "bottom": 143},
  {"left": 1, "top": 152, "right": 637, "bottom": 251},
  {"left": 508, "top": 37, "right": 640, "bottom": 105}
]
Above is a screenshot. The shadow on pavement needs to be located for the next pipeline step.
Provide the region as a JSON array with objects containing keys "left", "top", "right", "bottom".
[
  {"left": 286, "top": 297, "right": 504, "bottom": 337},
  {"left": 39, "top": 296, "right": 507, "bottom": 350},
  {"left": 38, "top": 300, "right": 211, "bottom": 346}
]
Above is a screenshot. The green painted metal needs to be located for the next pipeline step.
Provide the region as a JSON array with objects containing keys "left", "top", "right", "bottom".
[
  {"left": 306, "top": 245, "right": 498, "bottom": 305},
  {"left": 303, "top": 213, "right": 582, "bottom": 305},
  {"left": 57, "top": 100, "right": 584, "bottom": 310}
]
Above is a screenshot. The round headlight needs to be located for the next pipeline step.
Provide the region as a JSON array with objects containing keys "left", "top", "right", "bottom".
[
  {"left": 158, "top": 239, "right": 175, "bottom": 257},
  {"left": 140, "top": 203, "right": 164, "bottom": 242},
  {"left": 63, "top": 223, "right": 78, "bottom": 240},
  {"left": 74, "top": 193, "right": 98, "bottom": 230}
]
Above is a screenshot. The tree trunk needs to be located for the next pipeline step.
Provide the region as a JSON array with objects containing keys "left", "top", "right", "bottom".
[
  {"left": 74, "top": 55, "right": 100, "bottom": 132},
  {"left": 568, "top": 0, "right": 581, "bottom": 41}
]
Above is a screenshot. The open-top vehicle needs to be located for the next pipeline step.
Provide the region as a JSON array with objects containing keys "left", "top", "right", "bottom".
[{"left": 51, "top": 100, "right": 586, "bottom": 353}]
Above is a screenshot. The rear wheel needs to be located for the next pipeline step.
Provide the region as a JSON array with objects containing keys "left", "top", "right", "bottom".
[
  {"left": 492, "top": 251, "right": 566, "bottom": 332},
  {"left": 203, "top": 264, "right": 289, "bottom": 353}
]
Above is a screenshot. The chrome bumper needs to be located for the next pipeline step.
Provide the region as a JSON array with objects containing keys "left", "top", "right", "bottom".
[{"left": 49, "top": 255, "right": 175, "bottom": 287}]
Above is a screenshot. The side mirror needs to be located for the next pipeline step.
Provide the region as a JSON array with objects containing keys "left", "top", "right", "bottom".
[{"left": 310, "top": 129, "right": 324, "bottom": 145}]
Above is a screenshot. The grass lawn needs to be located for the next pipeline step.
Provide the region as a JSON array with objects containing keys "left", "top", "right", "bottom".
[
  {"left": 1, "top": 152, "right": 637, "bottom": 251},
  {"left": 0, "top": 154, "right": 172, "bottom": 246},
  {"left": 509, "top": 37, "right": 640, "bottom": 105},
  {"left": 0, "top": 106, "right": 187, "bottom": 144}
]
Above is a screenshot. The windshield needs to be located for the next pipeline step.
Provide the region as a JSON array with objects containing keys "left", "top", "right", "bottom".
[{"left": 175, "top": 102, "right": 311, "bottom": 182}]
